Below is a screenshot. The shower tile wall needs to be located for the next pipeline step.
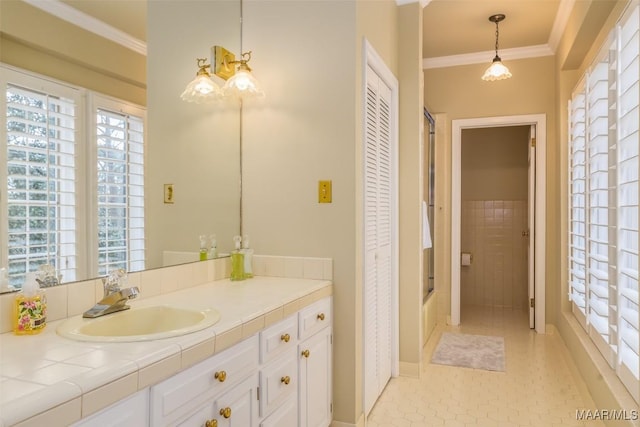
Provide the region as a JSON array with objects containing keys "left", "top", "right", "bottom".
[{"left": 461, "top": 200, "right": 528, "bottom": 310}]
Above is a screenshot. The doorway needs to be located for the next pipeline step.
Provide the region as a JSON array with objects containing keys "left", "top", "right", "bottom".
[{"left": 451, "top": 115, "right": 546, "bottom": 333}]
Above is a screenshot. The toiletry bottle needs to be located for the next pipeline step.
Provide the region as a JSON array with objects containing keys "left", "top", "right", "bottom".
[
  {"left": 230, "top": 235, "right": 245, "bottom": 281},
  {"left": 199, "top": 234, "right": 208, "bottom": 261},
  {"left": 241, "top": 234, "right": 254, "bottom": 278},
  {"left": 13, "top": 272, "right": 47, "bottom": 335},
  {"left": 208, "top": 234, "right": 217, "bottom": 259}
]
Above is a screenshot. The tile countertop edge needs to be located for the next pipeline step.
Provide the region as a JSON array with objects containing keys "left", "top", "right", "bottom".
[{"left": 0, "top": 277, "right": 332, "bottom": 426}]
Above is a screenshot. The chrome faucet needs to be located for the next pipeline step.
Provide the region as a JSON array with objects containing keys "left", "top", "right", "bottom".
[{"left": 83, "top": 269, "right": 139, "bottom": 318}]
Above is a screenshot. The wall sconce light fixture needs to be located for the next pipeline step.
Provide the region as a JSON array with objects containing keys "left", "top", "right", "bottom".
[
  {"left": 213, "top": 45, "right": 265, "bottom": 100},
  {"left": 481, "top": 14, "right": 512, "bottom": 81},
  {"left": 180, "top": 58, "right": 222, "bottom": 103}
]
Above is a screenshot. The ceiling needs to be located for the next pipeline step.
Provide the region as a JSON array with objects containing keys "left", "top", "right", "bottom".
[
  {"left": 56, "top": 0, "right": 567, "bottom": 67},
  {"left": 423, "top": 0, "right": 563, "bottom": 57}
]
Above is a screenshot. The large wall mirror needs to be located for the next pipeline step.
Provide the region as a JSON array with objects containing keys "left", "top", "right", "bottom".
[{"left": 0, "top": 0, "right": 241, "bottom": 291}]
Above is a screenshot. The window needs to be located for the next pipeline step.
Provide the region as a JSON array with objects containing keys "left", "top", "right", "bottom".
[
  {"left": 93, "top": 99, "right": 145, "bottom": 276},
  {"left": 568, "top": 2, "right": 640, "bottom": 403},
  {"left": 1, "top": 66, "right": 145, "bottom": 287}
]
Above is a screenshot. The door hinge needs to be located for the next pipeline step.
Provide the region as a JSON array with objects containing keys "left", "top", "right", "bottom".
[
  {"left": 530, "top": 298, "right": 535, "bottom": 308},
  {"left": 331, "top": 403, "right": 333, "bottom": 413},
  {"left": 531, "top": 137, "right": 536, "bottom": 148}
]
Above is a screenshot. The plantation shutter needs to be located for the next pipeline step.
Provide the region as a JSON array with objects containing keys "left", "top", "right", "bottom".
[
  {"left": 95, "top": 106, "right": 145, "bottom": 276},
  {"left": 4, "top": 82, "right": 78, "bottom": 287},
  {"left": 569, "top": 81, "right": 588, "bottom": 321},
  {"left": 616, "top": 2, "right": 640, "bottom": 401},
  {"left": 587, "top": 57, "right": 614, "bottom": 361}
]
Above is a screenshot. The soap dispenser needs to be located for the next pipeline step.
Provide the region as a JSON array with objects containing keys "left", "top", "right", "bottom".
[
  {"left": 241, "top": 235, "right": 254, "bottom": 279},
  {"left": 230, "top": 235, "right": 245, "bottom": 281},
  {"left": 199, "top": 234, "right": 209, "bottom": 261},
  {"left": 13, "top": 272, "right": 47, "bottom": 335}
]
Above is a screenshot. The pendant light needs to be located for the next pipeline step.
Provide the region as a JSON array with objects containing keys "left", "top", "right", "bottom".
[{"left": 481, "top": 14, "right": 512, "bottom": 81}]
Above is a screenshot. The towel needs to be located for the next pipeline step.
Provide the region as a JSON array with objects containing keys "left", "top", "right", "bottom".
[{"left": 423, "top": 200, "right": 432, "bottom": 249}]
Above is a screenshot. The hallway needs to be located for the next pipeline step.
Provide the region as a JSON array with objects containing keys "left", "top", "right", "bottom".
[{"left": 367, "top": 306, "right": 603, "bottom": 426}]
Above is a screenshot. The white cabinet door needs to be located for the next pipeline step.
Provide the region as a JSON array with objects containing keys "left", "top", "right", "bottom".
[
  {"left": 299, "top": 327, "right": 332, "bottom": 427},
  {"left": 177, "top": 373, "right": 259, "bottom": 427},
  {"left": 259, "top": 395, "right": 297, "bottom": 427}
]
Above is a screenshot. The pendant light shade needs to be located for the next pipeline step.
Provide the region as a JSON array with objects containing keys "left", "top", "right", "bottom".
[{"left": 482, "top": 14, "right": 512, "bottom": 81}]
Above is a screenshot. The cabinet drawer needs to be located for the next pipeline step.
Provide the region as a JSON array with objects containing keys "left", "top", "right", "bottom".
[
  {"left": 175, "top": 373, "right": 259, "bottom": 427},
  {"left": 259, "top": 348, "right": 297, "bottom": 417},
  {"left": 259, "top": 315, "right": 297, "bottom": 364},
  {"left": 298, "top": 297, "right": 332, "bottom": 340},
  {"left": 150, "top": 336, "right": 258, "bottom": 425}
]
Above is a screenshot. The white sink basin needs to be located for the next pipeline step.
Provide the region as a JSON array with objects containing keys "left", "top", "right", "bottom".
[{"left": 57, "top": 305, "right": 221, "bottom": 342}]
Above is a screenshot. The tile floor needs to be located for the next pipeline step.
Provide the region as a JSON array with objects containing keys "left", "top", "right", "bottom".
[{"left": 367, "top": 305, "right": 604, "bottom": 427}]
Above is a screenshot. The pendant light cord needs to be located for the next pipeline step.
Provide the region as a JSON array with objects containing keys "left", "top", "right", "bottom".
[{"left": 494, "top": 21, "right": 500, "bottom": 58}]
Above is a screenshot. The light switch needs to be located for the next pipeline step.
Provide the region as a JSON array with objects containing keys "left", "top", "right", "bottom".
[
  {"left": 164, "top": 184, "right": 174, "bottom": 204},
  {"left": 318, "top": 180, "right": 332, "bottom": 203}
]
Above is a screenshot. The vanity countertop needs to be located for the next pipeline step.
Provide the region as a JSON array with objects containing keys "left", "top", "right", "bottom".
[{"left": 0, "top": 276, "right": 332, "bottom": 426}]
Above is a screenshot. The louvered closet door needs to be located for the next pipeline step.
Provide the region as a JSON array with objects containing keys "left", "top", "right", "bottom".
[{"left": 363, "top": 64, "right": 393, "bottom": 415}]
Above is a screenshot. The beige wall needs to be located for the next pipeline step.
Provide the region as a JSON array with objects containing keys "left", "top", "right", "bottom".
[
  {"left": 397, "top": 2, "right": 424, "bottom": 377},
  {"left": 0, "top": 0, "right": 145, "bottom": 105},
  {"left": 240, "top": 1, "right": 400, "bottom": 424}
]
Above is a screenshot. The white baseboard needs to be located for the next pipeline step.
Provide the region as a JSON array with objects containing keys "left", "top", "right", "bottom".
[
  {"left": 399, "top": 361, "right": 420, "bottom": 378},
  {"left": 331, "top": 412, "right": 365, "bottom": 427}
]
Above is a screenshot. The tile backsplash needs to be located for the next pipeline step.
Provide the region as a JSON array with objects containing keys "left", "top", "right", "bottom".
[{"left": 0, "top": 255, "right": 332, "bottom": 334}]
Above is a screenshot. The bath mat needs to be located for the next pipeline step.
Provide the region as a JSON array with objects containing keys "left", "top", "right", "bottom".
[{"left": 430, "top": 332, "right": 505, "bottom": 372}]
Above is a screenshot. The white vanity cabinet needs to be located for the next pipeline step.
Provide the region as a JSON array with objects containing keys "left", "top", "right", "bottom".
[
  {"left": 70, "top": 295, "right": 332, "bottom": 427},
  {"left": 298, "top": 298, "right": 333, "bottom": 427}
]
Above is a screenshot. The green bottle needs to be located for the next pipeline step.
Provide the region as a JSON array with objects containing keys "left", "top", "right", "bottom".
[{"left": 230, "top": 235, "right": 245, "bottom": 281}]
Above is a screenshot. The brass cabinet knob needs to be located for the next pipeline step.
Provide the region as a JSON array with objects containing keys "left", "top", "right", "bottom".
[
  {"left": 317, "top": 313, "right": 325, "bottom": 321},
  {"left": 281, "top": 375, "right": 291, "bottom": 385},
  {"left": 280, "top": 333, "right": 291, "bottom": 343},
  {"left": 205, "top": 420, "right": 218, "bottom": 427},
  {"left": 214, "top": 371, "right": 227, "bottom": 382},
  {"left": 301, "top": 349, "right": 310, "bottom": 358},
  {"left": 220, "top": 407, "right": 232, "bottom": 419}
]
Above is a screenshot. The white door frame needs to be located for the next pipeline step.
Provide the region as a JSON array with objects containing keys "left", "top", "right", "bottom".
[{"left": 451, "top": 114, "right": 546, "bottom": 334}]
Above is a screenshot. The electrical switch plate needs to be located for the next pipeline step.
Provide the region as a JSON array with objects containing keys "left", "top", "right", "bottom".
[
  {"left": 318, "top": 180, "right": 332, "bottom": 203},
  {"left": 164, "top": 184, "right": 174, "bottom": 204}
]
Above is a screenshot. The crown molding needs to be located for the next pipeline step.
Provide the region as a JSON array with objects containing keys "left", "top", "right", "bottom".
[
  {"left": 396, "top": 0, "right": 432, "bottom": 8},
  {"left": 548, "top": 0, "right": 575, "bottom": 52},
  {"left": 23, "top": 0, "right": 147, "bottom": 56},
  {"left": 422, "top": 44, "right": 554, "bottom": 69}
]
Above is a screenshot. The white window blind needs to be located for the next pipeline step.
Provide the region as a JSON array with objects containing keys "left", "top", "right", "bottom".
[
  {"left": 95, "top": 105, "right": 145, "bottom": 276},
  {"left": 4, "top": 82, "right": 78, "bottom": 287},
  {"left": 617, "top": 2, "right": 639, "bottom": 400},
  {"left": 567, "top": 2, "right": 640, "bottom": 403},
  {"left": 569, "top": 82, "right": 587, "bottom": 318},
  {"left": 587, "top": 58, "right": 613, "bottom": 353}
]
